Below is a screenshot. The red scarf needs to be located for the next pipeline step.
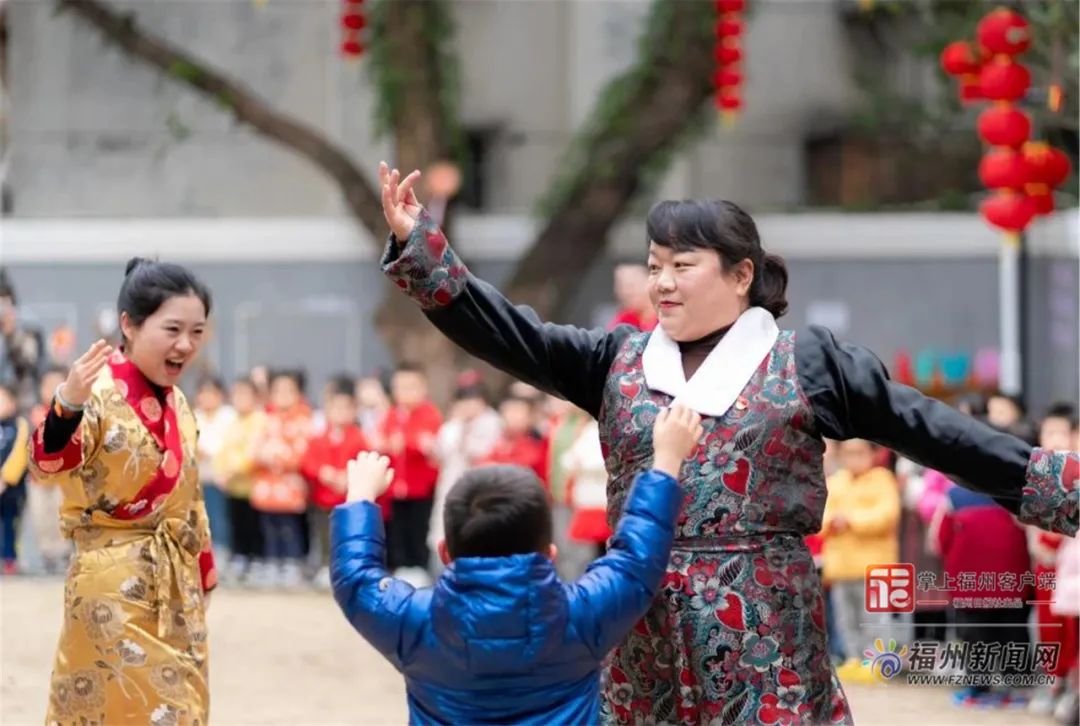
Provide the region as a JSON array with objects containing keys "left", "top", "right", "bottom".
[{"left": 108, "top": 352, "right": 185, "bottom": 520}]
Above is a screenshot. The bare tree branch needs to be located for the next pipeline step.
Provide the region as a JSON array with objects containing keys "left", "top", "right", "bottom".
[{"left": 59, "top": 0, "right": 386, "bottom": 242}]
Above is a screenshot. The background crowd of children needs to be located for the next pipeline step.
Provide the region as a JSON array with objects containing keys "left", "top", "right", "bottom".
[
  {"left": 810, "top": 392, "right": 1079, "bottom": 724},
  {"left": 1, "top": 265, "right": 1077, "bottom": 723}
]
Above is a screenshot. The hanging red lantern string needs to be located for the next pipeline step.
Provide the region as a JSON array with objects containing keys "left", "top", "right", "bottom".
[
  {"left": 940, "top": 7, "right": 1072, "bottom": 237},
  {"left": 340, "top": 0, "right": 365, "bottom": 59},
  {"left": 714, "top": 0, "right": 746, "bottom": 127}
]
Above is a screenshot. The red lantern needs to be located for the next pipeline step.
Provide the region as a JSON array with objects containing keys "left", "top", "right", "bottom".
[
  {"left": 1026, "top": 188, "right": 1055, "bottom": 215},
  {"left": 713, "top": 1, "right": 745, "bottom": 122},
  {"left": 341, "top": 13, "right": 365, "bottom": 30},
  {"left": 959, "top": 76, "right": 984, "bottom": 104},
  {"left": 714, "top": 69, "right": 743, "bottom": 88},
  {"left": 340, "top": 0, "right": 365, "bottom": 58},
  {"left": 980, "top": 191, "right": 1036, "bottom": 233},
  {"left": 980, "top": 58, "right": 1031, "bottom": 101},
  {"left": 714, "top": 92, "right": 742, "bottom": 111},
  {"left": 714, "top": 41, "right": 742, "bottom": 65},
  {"left": 978, "top": 148, "right": 1030, "bottom": 190},
  {"left": 976, "top": 8, "right": 1030, "bottom": 57},
  {"left": 976, "top": 105, "right": 1031, "bottom": 147},
  {"left": 1023, "top": 142, "right": 1073, "bottom": 187},
  {"left": 940, "top": 41, "right": 983, "bottom": 76},
  {"left": 715, "top": 18, "right": 743, "bottom": 37}
]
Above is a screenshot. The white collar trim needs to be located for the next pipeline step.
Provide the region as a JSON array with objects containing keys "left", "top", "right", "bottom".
[{"left": 641, "top": 306, "right": 780, "bottom": 417}]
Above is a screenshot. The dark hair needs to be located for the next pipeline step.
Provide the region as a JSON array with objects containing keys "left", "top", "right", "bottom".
[
  {"left": 394, "top": 362, "right": 425, "bottom": 377},
  {"left": 118, "top": 258, "right": 211, "bottom": 344},
  {"left": 196, "top": 375, "right": 225, "bottom": 394},
  {"left": 954, "top": 392, "right": 988, "bottom": 418},
  {"left": 646, "top": 199, "right": 788, "bottom": 318},
  {"left": 0, "top": 268, "right": 15, "bottom": 304},
  {"left": 443, "top": 465, "right": 552, "bottom": 559},
  {"left": 1044, "top": 402, "right": 1079, "bottom": 430},
  {"left": 232, "top": 377, "right": 258, "bottom": 393},
  {"left": 43, "top": 364, "right": 70, "bottom": 379},
  {"left": 988, "top": 390, "right": 1026, "bottom": 416},
  {"left": 454, "top": 384, "right": 488, "bottom": 404},
  {"left": 269, "top": 368, "right": 306, "bottom": 394},
  {"left": 327, "top": 374, "right": 357, "bottom": 398},
  {"left": 499, "top": 394, "right": 534, "bottom": 410},
  {"left": 0, "top": 381, "right": 15, "bottom": 400}
]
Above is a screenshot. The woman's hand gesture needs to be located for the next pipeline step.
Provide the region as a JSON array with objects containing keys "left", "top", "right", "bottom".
[
  {"left": 379, "top": 162, "right": 423, "bottom": 240},
  {"left": 62, "top": 339, "right": 113, "bottom": 407}
]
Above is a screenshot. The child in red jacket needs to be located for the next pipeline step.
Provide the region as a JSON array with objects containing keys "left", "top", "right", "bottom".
[
  {"left": 480, "top": 395, "right": 547, "bottom": 484},
  {"left": 379, "top": 364, "right": 443, "bottom": 580},
  {"left": 302, "top": 375, "right": 373, "bottom": 588}
]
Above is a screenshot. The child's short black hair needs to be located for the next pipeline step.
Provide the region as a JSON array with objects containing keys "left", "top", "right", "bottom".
[
  {"left": 43, "top": 364, "right": 70, "bottom": 379},
  {"left": 499, "top": 394, "right": 534, "bottom": 410},
  {"left": 394, "top": 362, "right": 425, "bottom": 377},
  {"left": 269, "top": 368, "right": 306, "bottom": 394},
  {"left": 327, "top": 373, "right": 357, "bottom": 398},
  {"left": 988, "top": 390, "right": 1026, "bottom": 416},
  {"left": 196, "top": 375, "right": 226, "bottom": 394},
  {"left": 1044, "top": 402, "right": 1078, "bottom": 430},
  {"left": 443, "top": 465, "right": 552, "bottom": 559}
]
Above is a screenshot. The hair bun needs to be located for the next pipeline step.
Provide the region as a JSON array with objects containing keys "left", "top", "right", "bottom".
[{"left": 124, "top": 257, "right": 150, "bottom": 277}]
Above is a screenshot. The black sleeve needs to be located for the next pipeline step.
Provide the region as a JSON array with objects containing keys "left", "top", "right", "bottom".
[
  {"left": 382, "top": 210, "right": 629, "bottom": 418},
  {"left": 426, "top": 277, "right": 629, "bottom": 418},
  {"left": 795, "top": 325, "right": 1031, "bottom": 513},
  {"left": 42, "top": 407, "right": 83, "bottom": 455}
]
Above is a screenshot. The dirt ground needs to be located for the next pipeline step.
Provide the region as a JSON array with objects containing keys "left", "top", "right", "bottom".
[{"left": 1, "top": 578, "right": 1057, "bottom": 725}]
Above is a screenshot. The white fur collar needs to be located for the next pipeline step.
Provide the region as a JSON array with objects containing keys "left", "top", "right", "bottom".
[{"left": 641, "top": 306, "right": 780, "bottom": 417}]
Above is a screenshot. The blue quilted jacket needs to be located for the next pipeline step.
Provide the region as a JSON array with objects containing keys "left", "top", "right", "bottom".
[{"left": 330, "top": 469, "right": 681, "bottom": 725}]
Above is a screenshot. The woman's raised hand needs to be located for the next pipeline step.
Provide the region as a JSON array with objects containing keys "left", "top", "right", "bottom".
[
  {"left": 62, "top": 339, "right": 113, "bottom": 407},
  {"left": 379, "top": 162, "right": 423, "bottom": 240}
]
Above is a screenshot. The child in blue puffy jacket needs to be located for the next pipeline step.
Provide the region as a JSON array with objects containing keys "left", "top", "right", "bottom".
[{"left": 331, "top": 405, "right": 702, "bottom": 725}]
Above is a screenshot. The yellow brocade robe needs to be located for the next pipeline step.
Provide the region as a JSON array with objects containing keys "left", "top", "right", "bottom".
[{"left": 28, "top": 365, "right": 212, "bottom": 726}]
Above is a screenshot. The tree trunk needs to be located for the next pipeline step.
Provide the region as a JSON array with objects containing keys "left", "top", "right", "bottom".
[
  {"left": 57, "top": 0, "right": 717, "bottom": 404},
  {"left": 369, "top": 0, "right": 464, "bottom": 404},
  {"left": 58, "top": 0, "right": 386, "bottom": 240},
  {"left": 505, "top": 1, "right": 715, "bottom": 318}
]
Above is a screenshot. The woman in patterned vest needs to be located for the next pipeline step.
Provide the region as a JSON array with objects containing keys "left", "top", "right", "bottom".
[{"left": 377, "top": 163, "right": 1077, "bottom": 725}]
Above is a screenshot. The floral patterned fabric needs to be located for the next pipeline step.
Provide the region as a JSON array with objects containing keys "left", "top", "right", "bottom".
[
  {"left": 382, "top": 210, "right": 469, "bottom": 310},
  {"left": 28, "top": 362, "right": 211, "bottom": 726},
  {"left": 599, "top": 331, "right": 851, "bottom": 725},
  {"left": 1021, "top": 449, "right": 1079, "bottom": 537}
]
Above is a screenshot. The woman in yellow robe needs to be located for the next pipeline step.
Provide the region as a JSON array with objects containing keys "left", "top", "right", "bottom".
[{"left": 28, "top": 258, "right": 216, "bottom": 726}]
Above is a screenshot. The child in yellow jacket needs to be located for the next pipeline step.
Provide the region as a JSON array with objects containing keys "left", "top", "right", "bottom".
[
  {"left": 821, "top": 438, "right": 901, "bottom": 682},
  {"left": 213, "top": 378, "right": 268, "bottom": 584}
]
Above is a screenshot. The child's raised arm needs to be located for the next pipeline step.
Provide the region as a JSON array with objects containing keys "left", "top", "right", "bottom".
[{"left": 330, "top": 452, "right": 423, "bottom": 669}]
